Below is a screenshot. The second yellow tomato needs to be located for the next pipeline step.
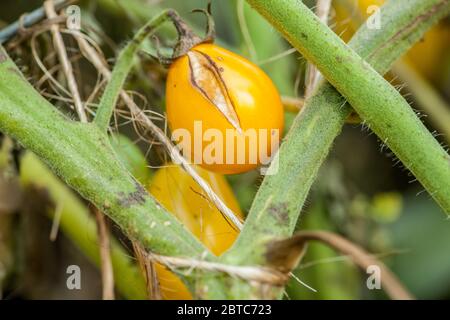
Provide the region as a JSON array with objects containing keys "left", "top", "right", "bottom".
[{"left": 148, "top": 164, "right": 243, "bottom": 299}]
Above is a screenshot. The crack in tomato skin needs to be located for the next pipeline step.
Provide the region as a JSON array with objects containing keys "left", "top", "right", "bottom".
[
  {"left": 166, "top": 43, "right": 284, "bottom": 174},
  {"left": 187, "top": 50, "right": 242, "bottom": 133}
]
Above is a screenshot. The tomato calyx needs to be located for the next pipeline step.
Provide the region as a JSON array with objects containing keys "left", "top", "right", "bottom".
[
  {"left": 148, "top": 3, "right": 216, "bottom": 67},
  {"left": 191, "top": 4, "right": 216, "bottom": 44},
  {"left": 157, "top": 4, "right": 243, "bottom": 133}
]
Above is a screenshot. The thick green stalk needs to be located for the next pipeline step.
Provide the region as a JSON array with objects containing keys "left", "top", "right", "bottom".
[
  {"left": 218, "top": 0, "right": 450, "bottom": 299},
  {"left": 232, "top": 0, "right": 450, "bottom": 260},
  {"left": 0, "top": 46, "right": 211, "bottom": 273},
  {"left": 246, "top": 0, "right": 450, "bottom": 211},
  {"left": 94, "top": 10, "right": 173, "bottom": 131},
  {"left": 20, "top": 152, "right": 147, "bottom": 300},
  {"left": 0, "top": 8, "right": 230, "bottom": 299}
]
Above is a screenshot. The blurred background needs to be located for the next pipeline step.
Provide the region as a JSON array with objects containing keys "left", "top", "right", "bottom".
[{"left": 0, "top": 0, "right": 449, "bottom": 299}]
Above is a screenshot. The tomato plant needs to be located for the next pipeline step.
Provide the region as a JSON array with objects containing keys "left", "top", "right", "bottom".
[{"left": 0, "top": 0, "right": 449, "bottom": 302}]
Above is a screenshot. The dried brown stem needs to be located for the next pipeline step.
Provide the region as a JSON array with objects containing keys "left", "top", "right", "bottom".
[
  {"left": 148, "top": 253, "right": 289, "bottom": 286},
  {"left": 44, "top": 0, "right": 87, "bottom": 122},
  {"left": 269, "top": 231, "right": 414, "bottom": 300},
  {"left": 132, "top": 242, "right": 162, "bottom": 300},
  {"left": 95, "top": 209, "right": 115, "bottom": 300}
]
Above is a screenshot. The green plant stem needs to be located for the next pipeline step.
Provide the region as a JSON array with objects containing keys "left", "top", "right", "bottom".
[
  {"left": 233, "top": 0, "right": 450, "bottom": 259},
  {"left": 0, "top": 46, "right": 214, "bottom": 291},
  {"left": 94, "top": 9, "right": 174, "bottom": 132},
  {"left": 246, "top": 0, "right": 450, "bottom": 211},
  {"left": 20, "top": 152, "right": 147, "bottom": 299},
  {"left": 217, "top": 0, "right": 450, "bottom": 299}
]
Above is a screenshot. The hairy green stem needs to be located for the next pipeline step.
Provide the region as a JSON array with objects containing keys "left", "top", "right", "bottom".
[
  {"left": 94, "top": 9, "right": 173, "bottom": 131},
  {"left": 218, "top": 0, "right": 450, "bottom": 299},
  {"left": 1, "top": 7, "right": 232, "bottom": 298},
  {"left": 246, "top": 0, "right": 450, "bottom": 211},
  {"left": 0, "top": 46, "right": 213, "bottom": 281}
]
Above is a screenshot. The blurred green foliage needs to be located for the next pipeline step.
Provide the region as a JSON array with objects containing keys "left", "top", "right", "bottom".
[{"left": 388, "top": 194, "right": 450, "bottom": 299}]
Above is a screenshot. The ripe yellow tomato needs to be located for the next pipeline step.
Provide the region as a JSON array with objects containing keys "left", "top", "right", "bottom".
[
  {"left": 166, "top": 43, "right": 284, "bottom": 174},
  {"left": 148, "top": 164, "right": 243, "bottom": 299}
]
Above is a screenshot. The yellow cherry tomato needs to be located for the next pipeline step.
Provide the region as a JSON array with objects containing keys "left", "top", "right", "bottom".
[
  {"left": 166, "top": 43, "right": 284, "bottom": 174},
  {"left": 148, "top": 164, "right": 243, "bottom": 299}
]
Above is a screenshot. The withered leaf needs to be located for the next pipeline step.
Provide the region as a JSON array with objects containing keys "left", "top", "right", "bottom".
[
  {"left": 265, "top": 235, "right": 308, "bottom": 273},
  {"left": 187, "top": 50, "right": 242, "bottom": 132}
]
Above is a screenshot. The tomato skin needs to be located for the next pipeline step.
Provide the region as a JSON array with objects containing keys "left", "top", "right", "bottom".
[
  {"left": 148, "top": 164, "right": 243, "bottom": 299},
  {"left": 166, "top": 43, "right": 284, "bottom": 174}
]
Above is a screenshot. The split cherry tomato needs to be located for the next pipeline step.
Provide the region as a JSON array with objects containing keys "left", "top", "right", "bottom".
[
  {"left": 148, "top": 164, "right": 243, "bottom": 299},
  {"left": 166, "top": 43, "right": 284, "bottom": 174}
]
